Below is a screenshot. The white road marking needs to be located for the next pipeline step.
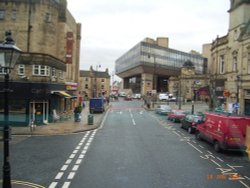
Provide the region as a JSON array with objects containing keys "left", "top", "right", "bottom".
[
  {"left": 239, "top": 181, "right": 250, "bottom": 188},
  {"left": 79, "top": 154, "right": 84, "bottom": 159},
  {"left": 67, "top": 172, "right": 75, "bottom": 179},
  {"left": 61, "top": 165, "right": 68, "bottom": 171},
  {"left": 62, "top": 182, "right": 71, "bottom": 188},
  {"left": 69, "top": 154, "right": 76, "bottom": 159},
  {"left": 72, "top": 165, "right": 79, "bottom": 171},
  {"left": 65, "top": 159, "right": 72, "bottom": 164},
  {"left": 48, "top": 182, "right": 57, "bottom": 188},
  {"left": 244, "top": 176, "right": 250, "bottom": 181},
  {"left": 187, "top": 142, "right": 203, "bottom": 153},
  {"left": 73, "top": 150, "right": 78, "bottom": 154},
  {"left": 173, "top": 131, "right": 181, "bottom": 137},
  {"left": 216, "top": 157, "right": 224, "bottom": 162},
  {"left": 55, "top": 172, "right": 64, "bottom": 180},
  {"left": 210, "top": 159, "right": 222, "bottom": 167},
  {"left": 76, "top": 159, "right": 82, "bottom": 164}
]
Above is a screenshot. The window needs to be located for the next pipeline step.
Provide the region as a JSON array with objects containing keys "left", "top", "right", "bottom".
[
  {"left": 232, "top": 51, "right": 237, "bottom": 72},
  {"left": 33, "top": 65, "right": 50, "bottom": 76},
  {"left": 232, "top": 56, "right": 237, "bottom": 72},
  {"left": 248, "top": 53, "right": 250, "bottom": 74},
  {"left": 58, "top": 71, "right": 64, "bottom": 79},
  {"left": 0, "top": 10, "right": 5, "bottom": 20},
  {"left": 85, "top": 84, "right": 88, "bottom": 89},
  {"left": 51, "top": 67, "right": 56, "bottom": 77},
  {"left": 12, "top": 10, "right": 17, "bottom": 20},
  {"left": 219, "top": 55, "right": 225, "bottom": 74},
  {"left": 101, "top": 85, "right": 104, "bottom": 89},
  {"left": 85, "top": 78, "right": 88, "bottom": 81},
  {"left": 101, "top": 78, "right": 105, "bottom": 82},
  {"left": 18, "top": 64, "right": 25, "bottom": 75},
  {"left": 0, "top": 68, "right": 7, "bottom": 74}
]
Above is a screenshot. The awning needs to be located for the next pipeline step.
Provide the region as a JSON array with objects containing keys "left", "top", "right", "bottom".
[{"left": 51, "top": 91, "right": 71, "bottom": 98}]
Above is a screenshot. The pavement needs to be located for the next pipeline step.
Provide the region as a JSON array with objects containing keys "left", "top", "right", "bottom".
[{"left": 11, "top": 102, "right": 111, "bottom": 136}]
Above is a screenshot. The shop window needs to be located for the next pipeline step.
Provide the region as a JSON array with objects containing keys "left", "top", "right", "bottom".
[
  {"left": 85, "top": 78, "right": 88, "bottom": 81},
  {"left": 101, "top": 85, "right": 104, "bottom": 89},
  {"left": 101, "top": 78, "right": 105, "bottom": 82},
  {"left": 85, "top": 84, "right": 88, "bottom": 89}
]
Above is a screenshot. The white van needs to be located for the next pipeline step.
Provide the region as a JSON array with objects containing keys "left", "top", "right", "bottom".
[{"left": 158, "top": 93, "right": 168, "bottom": 101}]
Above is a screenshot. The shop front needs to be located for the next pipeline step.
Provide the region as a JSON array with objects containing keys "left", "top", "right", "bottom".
[{"left": 0, "top": 82, "right": 76, "bottom": 126}]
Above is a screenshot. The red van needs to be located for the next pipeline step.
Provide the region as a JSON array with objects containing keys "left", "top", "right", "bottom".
[{"left": 196, "top": 112, "right": 249, "bottom": 152}]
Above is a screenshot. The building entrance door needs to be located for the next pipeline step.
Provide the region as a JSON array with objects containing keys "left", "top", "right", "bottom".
[{"left": 30, "top": 101, "right": 49, "bottom": 125}]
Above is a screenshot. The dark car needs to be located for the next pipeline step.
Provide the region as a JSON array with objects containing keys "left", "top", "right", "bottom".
[
  {"left": 181, "top": 113, "right": 204, "bottom": 133},
  {"left": 167, "top": 110, "right": 186, "bottom": 123}
]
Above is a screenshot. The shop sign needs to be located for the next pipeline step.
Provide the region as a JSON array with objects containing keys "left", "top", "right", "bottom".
[{"left": 65, "top": 82, "right": 78, "bottom": 90}]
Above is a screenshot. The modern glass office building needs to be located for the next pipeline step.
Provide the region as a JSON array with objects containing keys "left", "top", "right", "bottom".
[
  {"left": 116, "top": 40, "right": 206, "bottom": 75},
  {"left": 115, "top": 37, "right": 207, "bottom": 94}
]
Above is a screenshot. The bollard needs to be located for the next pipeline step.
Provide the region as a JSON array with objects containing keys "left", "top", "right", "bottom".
[{"left": 88, "top": 114, "right": 94, "bottom": 125}]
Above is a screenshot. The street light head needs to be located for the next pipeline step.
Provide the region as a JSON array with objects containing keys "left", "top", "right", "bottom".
[{"left": 0, "top": 31, "right": 22, "bottom": 69}]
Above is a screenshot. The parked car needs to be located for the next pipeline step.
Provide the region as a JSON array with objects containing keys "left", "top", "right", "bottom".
[
  {"left": 132, "top": 93, "right": 141, "bottom": 99},
  {"left": 124, "top": 95, "right": 132, "bottom": 101},
  {"left": 195, "top": 112, "right": 249, "bottom": 152},
  {"left": 181, "top": 113, "right": 204, "bottom": 133},
  {"left": 167, "top": 110, "right": 186, "bottom": 122},
  {"left": 155, "top": 105, "right": 172, "bottom": 115},
  {"left": 158, "top": 93, "right": 168, "bottom": 101}
]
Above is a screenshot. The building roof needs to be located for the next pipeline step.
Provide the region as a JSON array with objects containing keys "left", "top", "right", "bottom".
[{"left": 80, "top": 70, "right": 110, "bottom": 78}]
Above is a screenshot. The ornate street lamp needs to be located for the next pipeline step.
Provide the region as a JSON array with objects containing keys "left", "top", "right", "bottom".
[{"left": 0, "top": 31, "right": 22, "bottom": 188}]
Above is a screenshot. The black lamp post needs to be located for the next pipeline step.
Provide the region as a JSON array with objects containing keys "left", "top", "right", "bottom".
[{"left": 0, "top": 31, "right": 22, "bottom": 188}]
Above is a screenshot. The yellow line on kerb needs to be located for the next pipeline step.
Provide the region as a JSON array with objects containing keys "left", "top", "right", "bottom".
[{"left": 11, "top": 180, "right": 45, "bottom": 188}]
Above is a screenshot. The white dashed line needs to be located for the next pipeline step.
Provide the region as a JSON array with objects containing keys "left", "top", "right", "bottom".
[
  {"left": 48, "top": 182, "right": 57, "bottom": 188},
  {"left": 67, "top": 172, "right": 75, "bottom": 179},
  {"left": 49, "top": 130, "right": 97, "bottom": 187},
  {"left": 72, "top": 165, "right": 79, "bottom": 171},
  {"left": 62, "top": 182, "right": 71, "bottom": 188},
  {"left": 55, "top": 172, "right": 64, "bottom": 180},
  {"left": 61, "top": 165, "right": 68, "bottom": 171}
]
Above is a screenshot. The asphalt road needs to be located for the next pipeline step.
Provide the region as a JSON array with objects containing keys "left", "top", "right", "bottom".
[{"left": 0, "top": 99, "right": 249, "bottom": 188}]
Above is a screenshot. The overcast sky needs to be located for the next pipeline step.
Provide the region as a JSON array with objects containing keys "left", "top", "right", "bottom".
[{"left": 67, "top": 0, "right": 230, "bottom": 81}]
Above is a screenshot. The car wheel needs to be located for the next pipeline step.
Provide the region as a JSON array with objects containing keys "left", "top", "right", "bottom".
[
  {"left": 188, "top": 127, "right": 193, "bottom": 134},
  {"left": 195, "top": 131, "right": 202, "bottom": 141},
  {"left": 181, "top": 124, "right": 184, "bottom": 129},
  {"left": 214, "top": 141, "right": 221, "bottom": 153}
]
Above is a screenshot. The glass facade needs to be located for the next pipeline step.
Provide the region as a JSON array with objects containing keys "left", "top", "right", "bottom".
[{"left": 115, "top": 41, "right": 206, "bottom": 75}]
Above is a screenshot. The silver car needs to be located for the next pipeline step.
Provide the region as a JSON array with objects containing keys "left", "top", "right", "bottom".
[{"left": 155, "top": 105, "right": 172, "bottom": 115}]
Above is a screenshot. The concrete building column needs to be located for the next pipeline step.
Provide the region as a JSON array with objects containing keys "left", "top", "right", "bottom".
[{"left": 141, "top": 73, "right": 153, "bottom": 96}]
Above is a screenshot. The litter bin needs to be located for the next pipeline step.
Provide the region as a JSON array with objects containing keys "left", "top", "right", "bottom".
[{"left": 88, "top": 114, "right": 94, "bottom": 125}]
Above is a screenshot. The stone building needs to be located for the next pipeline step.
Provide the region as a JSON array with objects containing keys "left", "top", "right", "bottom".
[
  {"left": 210, "top": 0, "right": 250, "bottom": 115},
  {"left": 79, "top": 66, "right": 110, "bottom": 100},
  {"left": 0, "top": 0, "right": 81, "bottom": 125}
]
